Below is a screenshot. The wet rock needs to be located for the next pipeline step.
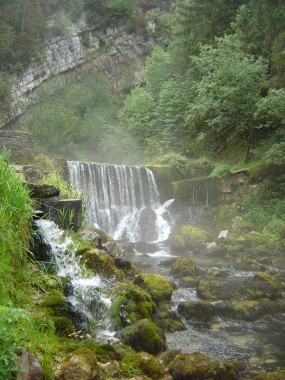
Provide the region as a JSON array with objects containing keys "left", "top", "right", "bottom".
[
  {"left": 114, "top": 257, "right": 132, "bottom": 270},
  {"left": 214, "top": 300, "right": 285, "bottom": 321},
  {"left": 152, "top": 309, "right": 186, "bottom": 332},
  {"left": 196, "top": 274, "right": 282, "bottom": 301},
  {"left": 115, "top": 318, "right": 166, "bottom": 354},
  {"left": 80, "top": 228, "right": 103, "bottom": 249},
  {"left": 234, "top": 255, "right": 267, "bottom": 271},
  {"left": 25, "top": 182, "right": 60, "bottom": 198},
  {"left": 171, "top": 257, "right": 197, "bottom": 279},
  {"left": 170, "top": 225, "right": 210, "bottom": 250},
  {"left": 122, "top": 352, "right": 163, "bottom": 379},
  {"left": 178, "top": 301, "right": 215, "bottom": 325},
  {"left": 51, "top": 316, "right": 75, "bottom": 336},
  {"left": 133, "top": 274, "right": 174, "bottom": 304},
  {"left": 60, "top": 348, "right": 99, "bottom": 380},
  {"left": 17, "top": 349, "right": 44, "bottom": 380},
  {"left": 77, "top": 247, "right": 117, "bottom": 277},
  {"left": 110, "top": 283, "right": 155, "bottom": 330},
  {"left": 98, "top": 360, "right": 122, "bottom": 378},
  {"left": 169, "top": 352, "right": 239, "bottom": 380},
  {"left": 253, "top": 369, "right": 285, "bottom": 379},
  {"left": 41, "top": 289, "right": 67, "bottom": 315}
]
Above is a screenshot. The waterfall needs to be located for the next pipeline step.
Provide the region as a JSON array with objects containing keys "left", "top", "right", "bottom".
[
  {"left": 67, "top": 161, "right": 174, "bottom": 242},
  {"left": 35, "top": 219, "right": 113, "bottom": 337}
]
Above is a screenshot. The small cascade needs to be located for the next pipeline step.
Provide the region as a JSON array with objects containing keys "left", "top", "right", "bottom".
[
  {"left": 67, "top": 161, "right": 174, "bottom": 242},
  {"left": 35, "top": 219, "right": 113, "bottom": 337}
]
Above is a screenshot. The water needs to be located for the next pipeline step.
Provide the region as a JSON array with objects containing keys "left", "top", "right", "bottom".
[
  {"left": 67, "top": 161, "right": 174, "bottom": 242},
  {"left": 35, "top": 219, "right": 113, "bottom": 337},
  {"left": 66, "top": 161, "right": 285, "bottom": 374}
]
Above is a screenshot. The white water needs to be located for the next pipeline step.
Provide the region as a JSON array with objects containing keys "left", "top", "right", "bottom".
[
  {"left": 35, "top": 219, "right": 113, "bottom": 336},
  {"left": 67, "top": 161, "right": 174, "bottom": 242}
]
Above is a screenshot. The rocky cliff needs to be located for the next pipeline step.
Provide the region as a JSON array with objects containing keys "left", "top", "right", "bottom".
[{"left": 1, "top": 11, "right": 164, "bottom": 128}]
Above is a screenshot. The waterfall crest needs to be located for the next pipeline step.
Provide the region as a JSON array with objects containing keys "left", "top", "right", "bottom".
[{"left": 67, "top": 161, "right": 173, "bottom": 242}]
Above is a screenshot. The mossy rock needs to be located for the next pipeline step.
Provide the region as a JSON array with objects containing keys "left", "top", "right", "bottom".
[
  {"left": 60, "top": 347, "right": 99, "bottom": 380},
  {"left": 171, "top": 257, "right": 197, "bottom": 279},
  {"left": 51, "top": 316, "right": 75, "bottom": 336},
  {"left": 78, "top": 247, "right": 117, "bottom": 277},
  {"left": 109, "top": 283, "right": 156, "bottom": 330},
  {"left": 253, "top": 369, "right": 285, "bottom": 379},
  {"left": 133, "top": 274, "right": 174, "bottom": 304},
  {"left": 152, "top": 309, "right": 186, "bottom": 332},
  {"left": 214, "top": 299, "right": 285, "bottom": 321},
  {"left": 30, "top": 266, "right": 68, "bottom": 293},
  {"left": 170, "top": 225, "right": 210, "bottom": 250},
  {"left": 169, "top": 352, "right": 239, "bottom": 380},
  {"left": 115, "top": 318, "right": 166, "bottom": 354},
  {"left": 234, "top": 255, "right": 267, "bottom": 271},
  {"left": 197, "top": 275, "right": 282, "bottom": 301},
  {"left": 122, "top": 352, "right": 163, "bottom": 379},
  {"left": 98, "top": 360, "right": 122, "bottom": 378},
  {"left": 41, "top": 289, "right": 67, "bottom": 315},
  {"left": 178, "top": 301, "right": 215, "bottom": 325}
]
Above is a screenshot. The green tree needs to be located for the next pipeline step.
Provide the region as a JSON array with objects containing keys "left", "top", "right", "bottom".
[{"left": 186, "top": 34, "right": 268, "bottom": 162}]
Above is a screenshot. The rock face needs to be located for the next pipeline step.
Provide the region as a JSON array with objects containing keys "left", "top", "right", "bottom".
[
  {"left": 1, "top": 12, "right": 164, "bottom": 127},
  {"left": 0, "top": 131, "right": 34, "bottom": 164}
]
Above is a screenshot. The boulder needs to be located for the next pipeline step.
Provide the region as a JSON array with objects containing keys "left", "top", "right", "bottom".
[
  {"left": 77, "top": 247, "right": 117, "bottom": 277},
  {"left": 253, "top": 369, "right": 285, "bottom": 379},
  {"left": 218, "top": 230, "right": 230, "bottom": 240},
  {"left": 122, "top": 352, "right": 163, "bottom": 379},
  {"left": 169, "top": 352, "right": 239, "bottom": 380},
  {"left": 178, "top": 301, "right": 215, "bottom": 324},
  {"left": 152, "top": 309, "right": 186, "bottom": 332},
  {"left": 133, "top": 274, "right": 174, "bottom": 304},
  {"left": 115, "top": 319, "right": 166, "bottom": 354},
  {"left": 17, "top": 349, "right": 44, "bottom": 380},
  {"left": 60, "top": 348, "right": 99, "bottom": 380},
  {"left": 171, "top": 257, "right": 197, "bottom": 279},
  {"left": 110, "top": 283, "right": 155, "bottom": 330},
  {"left": 170, "top": 225, "right": 210, "bottom": 250}
]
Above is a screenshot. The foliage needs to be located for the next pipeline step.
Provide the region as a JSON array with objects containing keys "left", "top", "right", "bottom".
[
  {"left": 0, "top": 153, "right": 34, "bottom": 305},
  {"left": 211, "top": 164, "right": 232, "bottom": 178},
  {"left": 41, "top": 171, "right": 81, "bottom": 199}
]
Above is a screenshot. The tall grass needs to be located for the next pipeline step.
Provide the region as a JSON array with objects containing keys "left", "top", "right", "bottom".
[{"left": 0, "top": 153, "right": 34, "bottom": 305}]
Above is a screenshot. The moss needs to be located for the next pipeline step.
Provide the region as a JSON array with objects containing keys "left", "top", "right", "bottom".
[
  {"left": 122, "top": 352, "right": 162, "bottom": 379},
  {"left": 133, "top": 274, "right": 174, "bottom": 304},
  {"left": 235, "top": 255, "right": 267, "bottom": 271},
  {"left": 76, "top": 245, "right": 94, "bottom": 256},
  {"left": 152, "top": 310, "right": 186, "bottom": 333},
  {"left": 51, "top": 316, "right": 75, "bottom": 336},
  {"left": 253, "top": 369, "right": 285, "bottom": 379},
  {"left": 248, "top": 162, "right": 284, "bottom": 183},
  {"left": 196, "top": 279, "right": 221, "bottom": 301},
  {"left": 170, "top": 225, "right": 210, "bottom": 250},
  {"left": 171, "top": 257, "right": 197, "bottom": 278},
  {"left": 169, "top": 352, "right": 239, "bottom": 380},
  {"left": 41, "top": 289, "right": 67, "bottom": 315},
  {"left": 79, "top": 248, "right": 117, "bottom": 277},
  {"left": 109, "top": 283, "right": 156, "bottom": 330},
  {"left": 178, "top": 301, "right": 215, "bottom": 324},
  {"left": 60, "top": 347, "right": 98, "bottom": 380},
  {"left": 117, "top": 318, "right": 166, "bottom": 354}
]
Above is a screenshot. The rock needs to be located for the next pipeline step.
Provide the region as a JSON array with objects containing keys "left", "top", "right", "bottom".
[
  {"left": 169, "top": 352, "right": 239, "bottom": 380},
  {"left": 170, "top": 225, "right": 210, "bottom": 250},
  {"left": 218, "top": 230, "right": 230, "bottom": 240},
  {"left": 60, "top": 348, "right": 99, "bottom": 380},
  {"left": 115, "top": 319, "right": 166, "bottom": 354},
  {"left": 206, "top": 242, "right": 218, "bottom": 250},
  {"left": 78, "top": 247, "right": 117, "bottom": 277},
  {"left": 41, "top": 290, "right": 67, "bottom": 315},
  {"left": 178, "top": 301, "right": 215, "bottom": 324},
  {"left": 17, "top": 349, "right": 44, "bottom": 380},
  {"left": 110, "top": 283, "right": 155, "bottom": 330},
  {"left": 80, "top": 228, "right": 103, "bottom": 249},
  {"left": 133, "top": 274, "right": 174, "bottom": 304},
  {"left": 122, "top": 352, "right": 162, "bottom": 379},
  {"left": 253, "top": 369, "right": 285, "bottom": 379},
  {"left": 98, "top": 360, "right": 122, "bottom": 378},
  {"left": 171, "top": 257, "right": 197, "bottom": 279},
  {"left": 25, "top": 182, "right": 60, "bottom": 198},
  {"left": 51, "top": 316, "right": 75, "bottom": 336},
  {"left": 152, "top": 309, "right": 186, "bottom": 332},
  {"left": 0, "top": 131, "right": 34, "bottom": 164}
]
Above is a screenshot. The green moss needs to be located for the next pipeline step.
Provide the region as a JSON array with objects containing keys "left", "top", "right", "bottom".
[
  {"left": 51, "top": 316, "right": 75, "bottom": 336},
  {"left": 122, "top": 352, "right": 162, "bottom": 379},
  {"left": 79, "top": 248, "right": 117, "bottom": 277},
  {"left": 196, "top": 279, "right": 221, "bottom": 301},
  {"left": 171, "top": 257, "right": 197, "bottom": 278},
  {"left": 170, "top": 225, "right": 210, "bottom": 250},
  {"left": 61, "top": 347, "right": 98, "bottom": 378},
  {"left": 133, "top": 274, "right": 174, "bottom": 304},
  {"left": 41, "top": 290, "right": 67, "bottom": 315},
  {"left": 109, "top": 284, "right": 156, "bottom": 330}
]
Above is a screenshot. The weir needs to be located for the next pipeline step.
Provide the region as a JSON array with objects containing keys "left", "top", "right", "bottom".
[{"left": 67, "top": 161, "right": 174, "bottom": 242}]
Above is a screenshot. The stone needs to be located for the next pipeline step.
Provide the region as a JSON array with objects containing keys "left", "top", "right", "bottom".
[
  {"left": 60, "top": 348, "right": 99, "bottom": 380},
  {"left": 0, "top": 131, "right": 34, "bottom": 164},
  {"left": 206, "top": 242, "right": 218, "bottom": 250},
  {"left": 171, "top": 257, "right": 197, "bottom": 279},
  {"left": 115, "top": 319, "right": 166, "bottom": 354},
  {"left": 170, "top": 225, "right": 210, "bottom": 250},
  {"left": 218, "top": 230, "right": 230, "bottom": 240},
  {"left": 25, "top": 182, "right": 60, "bottom": 198},
  {"left": 169, "top": 352, "right": 239, "bottom": 380},
  {"left": 122, "top": 352, "right": 162, "bottom": 380},
  {"left": 78, "top": 247, "right": 117, "bottom": 277},
  {"left": 17, "top": 349, "right": 44, "bottom": 380},
  {"left": 178, "top": 301, "right": 215, "bottom": 324},
  {"left": 133, "top": 274, "right": 174, "bottom": 304}
]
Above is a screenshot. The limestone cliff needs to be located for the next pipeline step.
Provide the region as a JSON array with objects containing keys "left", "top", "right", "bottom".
[{"left": 1, "top": 11, "right": 165, "bottom": 128}]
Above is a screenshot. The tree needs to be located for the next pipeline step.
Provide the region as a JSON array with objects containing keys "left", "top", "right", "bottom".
[{"left": 186, "top": 34, "right": 268, "bottom": 162}]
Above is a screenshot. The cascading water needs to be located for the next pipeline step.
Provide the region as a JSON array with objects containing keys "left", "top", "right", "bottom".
[
  {"left": 67, "top": 161, "right": 174, "bottom": 242},
  {"left": 35, "top": 219, "right": 113, "bottom": 337}
]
